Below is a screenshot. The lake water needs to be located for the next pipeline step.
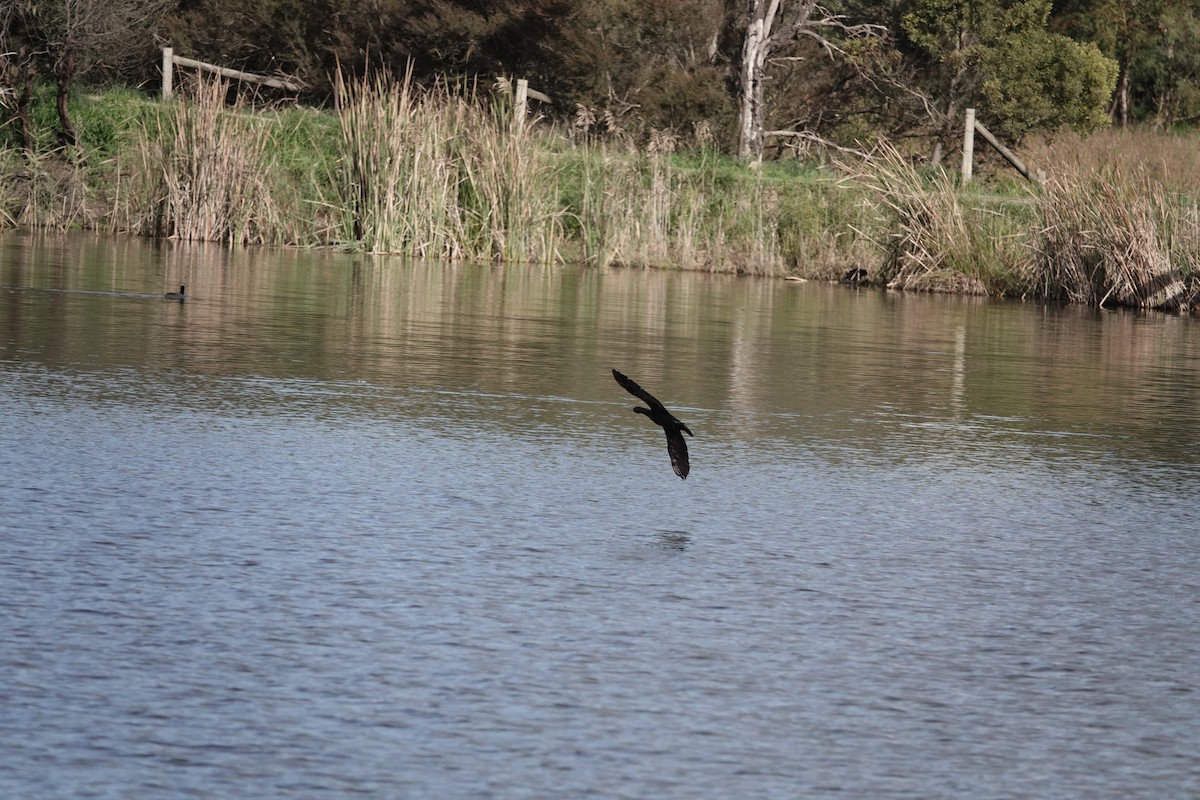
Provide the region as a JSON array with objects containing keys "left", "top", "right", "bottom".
[{"left": 1, "top": 231, "right": 1198, "bottom": 798}]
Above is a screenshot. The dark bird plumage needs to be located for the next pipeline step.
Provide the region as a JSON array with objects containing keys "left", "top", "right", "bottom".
[
  {"left": 840, "top": 267, "right": 868, "bottom": 286},
  {"left": 165, "top": 285, "right": 190, "bottom": 302},
  {"left": 612, "top": 368, "right": 693, "bottom": 479}
]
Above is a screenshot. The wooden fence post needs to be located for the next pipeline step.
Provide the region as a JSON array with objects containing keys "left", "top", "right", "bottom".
[
  {"left": 961, "top": 107, "right": 975, "bottom": 184},
  {"left": 162, "top": 47, "right": 174, "bottom": 100},
  {"left": 960, "top": 107, "right": 1044, "bottom": 186},
  {"left": 158, "top": 49, "right": 304, "bottom": 98},
  {"left": 515, "top": 78, "right": 529, "bottom": 133},
  {"left": 973, "top": 119, "right": 1043, "bottom": 185}
]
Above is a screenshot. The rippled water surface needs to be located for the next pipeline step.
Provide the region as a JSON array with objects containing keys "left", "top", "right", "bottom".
[{"left": 2, "top": 232, "right": 1199, "bottom": 798}]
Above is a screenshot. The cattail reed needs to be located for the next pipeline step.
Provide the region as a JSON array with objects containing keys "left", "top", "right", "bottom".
[
  {"left": 850, "top": 142, "right": 1033, "bottom": 295},
  {"left": 115, "top": 75, "right": 285, "bottom": 245},
  {"left": 1038, "top": 167, "right": 1195, "bottom": 310}
]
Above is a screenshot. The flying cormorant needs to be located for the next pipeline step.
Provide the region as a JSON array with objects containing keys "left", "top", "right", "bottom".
[{"left": 612, "top": 368, "right": 693, "bottom": 479}]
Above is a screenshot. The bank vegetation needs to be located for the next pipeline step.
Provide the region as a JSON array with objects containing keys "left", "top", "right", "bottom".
[{"left": 1, "top": 77, "right": 1198, "bottom": 313}]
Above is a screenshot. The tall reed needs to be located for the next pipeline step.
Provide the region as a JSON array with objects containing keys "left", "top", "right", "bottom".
[
  {"left": 115, "top": 75, "right": 284, "bottom": 245},
  {"left": 335, "top": 68, "right": 461, "bottom": 255},
  {"left": 850, "top": 143, "right": 1033, "bottom": 294},
  {"left": 451, "top": 83, "right": 564, "bottom": 263},
  {"left": 334, "top": 69, "right": 564, "bottom": 261},
  {"left": 1037, "top": 167, "right": 1196, "bottom": 309}
]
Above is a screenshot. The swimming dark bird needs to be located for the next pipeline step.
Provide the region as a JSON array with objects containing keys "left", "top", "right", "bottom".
[
  {"left": 612, "top": 368, "right": 693, "bottom": 479},
  {"left": 164, "top": 285, "right": 190, "bottom": 302},
  {"left": 840, "top": 268, "right": 868, "bottom": 286}
]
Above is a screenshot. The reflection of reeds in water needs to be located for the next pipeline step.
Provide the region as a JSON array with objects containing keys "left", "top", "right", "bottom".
[{"left": 116, "top": 76, "right": 283, "bottom": 245}]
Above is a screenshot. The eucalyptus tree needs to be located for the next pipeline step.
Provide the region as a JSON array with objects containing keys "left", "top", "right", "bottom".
[{"left": 731, "top": 0, "right": 881, "bottom": 162}]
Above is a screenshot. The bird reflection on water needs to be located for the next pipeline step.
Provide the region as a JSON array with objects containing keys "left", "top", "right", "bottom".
[{"left": 656, "top": 530, "right": 691, "bottom": 551}]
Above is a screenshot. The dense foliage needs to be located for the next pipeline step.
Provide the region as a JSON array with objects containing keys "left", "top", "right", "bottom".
[{"left": 1, "top": 0, "right": 1197, "bottom": 158}]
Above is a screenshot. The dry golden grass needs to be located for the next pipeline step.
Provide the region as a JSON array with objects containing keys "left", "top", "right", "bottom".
[
  {"left": 1024, "top": 129, "right": 1200, "bottom": 194},
  {"left": 1028, "top": 130, "right": 1200, "bottom": 310},
  {"left": 837, "top": 133, "right": 1200, "bottom": 310},
  {"left": 115, "top": 75, "right": 284, "bottom": 245},
  {"left": 848, "top": 142, "right": 1033, "bottom": 295}
]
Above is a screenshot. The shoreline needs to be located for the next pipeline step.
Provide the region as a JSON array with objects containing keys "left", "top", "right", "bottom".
[{"left": 1, "top": 84, "right": 1197, "bottom": 313}]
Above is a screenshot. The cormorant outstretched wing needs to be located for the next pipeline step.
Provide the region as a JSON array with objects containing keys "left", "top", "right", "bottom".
[
  {"left": 665, "top": 428, "right": 690, "bottom": 479},
  {"left": 612, "top": 369, "right": 666, "bottom": 411}
]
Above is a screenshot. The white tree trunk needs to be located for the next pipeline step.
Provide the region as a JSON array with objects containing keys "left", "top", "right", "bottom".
[{"left": 737, "top": 0, "right": 781, "bottom": 163}]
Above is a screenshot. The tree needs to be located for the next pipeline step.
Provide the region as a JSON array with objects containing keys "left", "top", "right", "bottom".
[
  {"left": 1141, "top": 3, "right": 1200, "bottom": 126},
  {"left": 0, "top": 2, "right": 36, "bottom": 149},
  {"left": 902, "top": 0, "right": 1116, "bottom": 163},
  {"left": 544, "top": 0, "right": 732, "bottom": 139},
  {"left": 158, "top": 0, "right": 411, "bottom": 92},
  {"left": 1, "top": 0, "right": 171, "bottom": 147},
  {"left": 981, "top": 28, "right": 1116, "bottom": 138},
  {"left": 156, "top": 0, "right": 733, "bottom": 140},
  {"left": 731, "top": 0, "right": 880, "bottom": 162},
  {"left": 1051, "top": 0, "right": 1155, "bottom": 127},
  {"left": 1052, "top": 0, "right": 1200, "bottom": 128}
]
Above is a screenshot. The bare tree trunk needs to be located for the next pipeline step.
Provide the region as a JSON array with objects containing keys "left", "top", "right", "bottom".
[
  {"left": 5, "top": 0, "right": 173, "bottom": 150},
  {"left": 1108, "top": 56, "right": 1129, "bottom": 128},
  {"left": 55, "top": 49, "right": 78, "bottom": 148},
  {"left": 931, "top": 36, "right": 969, "bottom": 167},
  {"left": 737, "top": 0, "right": 781, "bottom": 163},
  {"left": 733, "top": 0, "right": 878, "bottom": 164}
]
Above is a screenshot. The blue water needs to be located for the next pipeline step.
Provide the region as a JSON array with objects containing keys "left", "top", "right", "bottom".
[{"left": 2, "top": 233, "right": 1198, "bottom": 797}]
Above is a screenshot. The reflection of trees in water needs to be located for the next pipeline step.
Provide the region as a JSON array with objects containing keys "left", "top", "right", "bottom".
[{"left": 7, "top": 232, "right": 1199, "bottom": 471}]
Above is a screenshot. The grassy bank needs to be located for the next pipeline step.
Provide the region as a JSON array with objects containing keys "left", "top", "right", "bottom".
[
  {"left": 1, "top": 79, "right": 1197, "bottom": 310},
  {"left": 847, "top": 134, "right": 1200, "bottom": 311},
  {"left": 0, "top": 76, "right": 873, "bottom": 278}
]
